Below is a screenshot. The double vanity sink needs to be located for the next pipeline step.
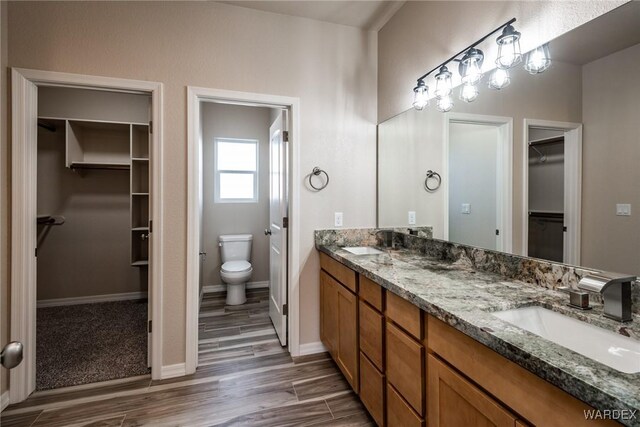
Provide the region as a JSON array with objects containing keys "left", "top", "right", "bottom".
[{"left": 326, "top": 239, "right": 640, "bottom": 425}]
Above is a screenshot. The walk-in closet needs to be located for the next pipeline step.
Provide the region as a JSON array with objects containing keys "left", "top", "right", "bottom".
[{"left": 36, "top": 87, "right": 151, "bottom": 390}]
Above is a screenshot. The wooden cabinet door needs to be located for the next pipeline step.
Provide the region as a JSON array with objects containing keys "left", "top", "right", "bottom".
[
  {"left": 336, "top": 282, "right": 359, "bottom": 392},
  {"left": 360, "top": 352, "right": 385, "bottom": 427},
  {"left": 320, "top": 271, "right": 338, "bottom": 358},
  {"left": 387, "top": 384, "right": 424, "bottom": 427},
  {"left": 359, "top": 300, "right": 384, "bottom": 370},
  {"left": 428, "top": 354, "right": 517, "bottom": 427}
]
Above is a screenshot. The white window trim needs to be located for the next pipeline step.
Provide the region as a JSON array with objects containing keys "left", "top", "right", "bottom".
[{"left": 214, "top": 137, "right": 259, "bottom": 203}]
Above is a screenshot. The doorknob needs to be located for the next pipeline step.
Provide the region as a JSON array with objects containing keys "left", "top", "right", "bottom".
[
  {"left": 264, "top": 229, "right": 272, "bottom": 236},
  {"left": 1, "top": 341, "right": 23, "bottom": 369}
]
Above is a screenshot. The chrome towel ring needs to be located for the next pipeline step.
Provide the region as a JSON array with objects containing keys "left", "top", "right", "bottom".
[
  {"left": 424, "top": 170, "right": 441, "bottom": 192},
  {"left": 309, "top": 167, "right": 329, "bottom": 191}
]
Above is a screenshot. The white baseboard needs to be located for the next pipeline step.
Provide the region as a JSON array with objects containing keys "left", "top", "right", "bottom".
[
  {"left": 1, "top": 391, "right": 9, "bottom": 412},
  {"left": 160, "top": 363, "right": 186, "bottom": 379},
  {"left": 203, "top": 280, "right": 269, "bottom": 294},
  {"left": 299, "top": 341, "right": 328, "bottom": 356},
  {"left": 37, "top": 291, "right": 147, "bottom": 308}
]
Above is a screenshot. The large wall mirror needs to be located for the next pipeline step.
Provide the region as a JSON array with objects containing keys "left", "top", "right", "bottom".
[{"left": 378, "top": 2, "right": 640, "bottom": 277}]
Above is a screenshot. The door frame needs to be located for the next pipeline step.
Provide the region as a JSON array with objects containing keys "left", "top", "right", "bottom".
[
  {"left": 443, "top": 112, "right": 514, "bottom": 253},
  {"left": 186, "top": 86, "right": 301, "bottom": 374},
  {"left": 522, "top": 119, "right": 582, "bottom": 265},
  {"left": 10, "top": 68, "right": 165, "bottom": 404}
]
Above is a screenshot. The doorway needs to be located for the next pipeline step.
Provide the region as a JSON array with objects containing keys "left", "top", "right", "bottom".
[
  {"left": 523, "top": 119, "right": 582, "bottom": 265},
  {"left": 10, "top": 68, "right": 164, "bottom": 404},
  {"left": 186, "top": 87, "right": 301, "bottom": 374},
  {"left": 444, "top": 113, "right": 513, "bottom": 252}
]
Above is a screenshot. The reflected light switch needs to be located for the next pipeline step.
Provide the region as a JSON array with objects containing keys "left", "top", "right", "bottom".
[
  {"left": 461, "top": 203, "right": 471, "bottom": 214},
  {"left": 616, "top": 204, "right": 631, "bottom": 216}
]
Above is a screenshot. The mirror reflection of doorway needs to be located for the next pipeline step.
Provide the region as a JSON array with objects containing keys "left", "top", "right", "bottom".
[{"left": 445, "top": 114, "right": 513, "bottom": 253}]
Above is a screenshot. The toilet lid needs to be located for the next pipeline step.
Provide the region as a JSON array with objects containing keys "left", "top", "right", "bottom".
[{"left": 221, "top": 260, "right": 251, "bottom": 273}]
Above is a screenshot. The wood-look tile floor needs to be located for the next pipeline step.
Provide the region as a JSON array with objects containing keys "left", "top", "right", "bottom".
[{"left": 1, "top": 288, "right": 373, "bottom": 427}]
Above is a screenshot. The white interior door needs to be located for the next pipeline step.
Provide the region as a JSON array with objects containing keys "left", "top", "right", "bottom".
[{"left": 268, "top": 110, "right": 288, "bottom": 346}]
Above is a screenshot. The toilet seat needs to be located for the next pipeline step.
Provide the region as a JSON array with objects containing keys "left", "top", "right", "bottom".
[{"left": 221, "top": 260, "right": 252, "bottom": 273}]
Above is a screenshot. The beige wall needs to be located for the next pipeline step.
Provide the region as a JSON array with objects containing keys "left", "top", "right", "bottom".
[
  {"left": 1, "top": 0, "right": 9, "bottom": 399},
  {"left": 201, "top": 103, "right": 271, "bottom": 287},
  {"left": 581, "top": 43, "right": 640, "bottom": 276},
  {"left": 5, "top": 1, "right": 377, "bottom": 368}
]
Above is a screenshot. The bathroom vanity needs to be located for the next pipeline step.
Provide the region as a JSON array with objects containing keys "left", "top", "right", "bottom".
[{"left": 316, "top": 229, "right": 639, "bottom": 427}]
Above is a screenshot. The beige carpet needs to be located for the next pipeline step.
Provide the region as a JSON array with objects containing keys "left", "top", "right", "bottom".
[{"left": 36, "top": 300, "right": 150, "bottom": 390}]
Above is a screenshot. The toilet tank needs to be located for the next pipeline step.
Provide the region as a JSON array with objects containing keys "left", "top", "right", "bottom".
[{"left": 219, "top": 234, "right": 253, "bottom": 262}]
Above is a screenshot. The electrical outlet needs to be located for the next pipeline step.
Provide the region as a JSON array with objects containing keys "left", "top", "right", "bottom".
[
  {"left": 616, "top": 204, "right": 631, "bottom": 216},
  {"left": 334, "top": 212, "right": 343, "bottom": 227},
  {"left": 461, "top": 203, "right": 471, "bottom": 214},
  {"left": 408, "top": 211, "right": 416, "bottom": 225}
]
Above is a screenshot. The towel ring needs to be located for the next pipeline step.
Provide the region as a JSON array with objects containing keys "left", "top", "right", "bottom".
[
  {"left": 424, "top": 170, "right": 441, "bottom": 192},
  {"left": 309, "top": 167, "right": 329, "bottom": 191}
]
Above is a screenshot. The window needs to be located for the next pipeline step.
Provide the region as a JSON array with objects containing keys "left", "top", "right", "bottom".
[{"left": 214, "top": 138, "right": 259, "bottom": 203}]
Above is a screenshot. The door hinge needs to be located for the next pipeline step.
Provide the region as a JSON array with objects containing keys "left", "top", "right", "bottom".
[
  {"left": 35, "top": 247, "right": 38, "bottom": 257},
  {"left": 149, "top": 121, "right": 153, "bottom": 134},
  {"left": 495, "top": 229, "right": 500, "bottom": 236},
  {"left": 283, "top": 217, "right": 289, "bottom": 228},
  {"left": 148, "top": 320, "right": 152, "bottom": 333},
  {"left": 283, "top": 131, "right": 289, "bottom": 142},
  {"left": 282, "top": 304, "right": 288, "bottom": 316},
  {"left": 149, "top": 220, "right": 153, "bottom": 233},
  {"left": 563, "top": 226, "right": 567, "bottom": 232}
]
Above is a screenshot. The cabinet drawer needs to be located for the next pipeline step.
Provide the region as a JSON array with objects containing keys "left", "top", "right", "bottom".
[
  {"left": 386, "top": 322, "right": 425, "bottom": 416},
  {"left": 359, "top": 300, "right": 385, "bottom": 370},
  {"left": 360, "top": 274, "right": 384, "bottom": 311},
  {"left": 428, "top": 354, "right": 517, "bottom": 427},
  {"left": 360, "top": 352, "right": 385, "bottom": 427},
  {"left": 320, "top": 252, "right": 357, "bottom": 292},
  {"left": 386, "top": 290, "right": 422, "bottom": 340},
  {"left": 387, "top": 383, "right": 424, "bottom": 427}
]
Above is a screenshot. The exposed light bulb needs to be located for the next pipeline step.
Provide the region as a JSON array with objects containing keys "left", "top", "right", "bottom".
[
  {"left": 495, "top": 24, "right": 522, "bottom": 69},
  {"left": 459, "top": 84, "right": 479, "bottom": 103},
  {"left": 459, "top": 48, "right": 484, "bottom": 85},
  {"left": 524, "top": 44, "right": 551, "bottom": 74},
  {"left": 436, "top": 95, "right": 454, "bottom": 112},
  {"left": 488, "top": 68, "right": 510, "bottom": 90},
  {"left": 412, "top": 80, "right": 429, "bottom": 110},
  {"left": 434, "top": 65, "right": 453, "bottom": 99}
]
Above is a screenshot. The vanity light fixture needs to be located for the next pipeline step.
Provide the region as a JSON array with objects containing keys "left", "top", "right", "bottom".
[
  {"left": 436, "top": 95, "right": 454, "bottom": 112},
  {"left": 459, "top": 48, "right": 484, "bottom": 85},
  {"left": 434, "top": 65, "right": 453, "bottom": 99},
  {"left": 495, "top": 24, "right": 522, "bottom": 69},
  {"left": 488, "top": 68, "right": 510, "bottom": 90},
  {"left": 412, "top": 79, "right": 429, "bottom": 110},
  {"left": 525, "top": 43, "right": 551, "bottom": 74},
  {"left": 459, "top": 83, "right": 479, "bottom": 103}
]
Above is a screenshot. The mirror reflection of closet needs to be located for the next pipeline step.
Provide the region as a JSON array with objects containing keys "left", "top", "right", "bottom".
[{"left": 527, "top": 128, "right": 565, "bottom": 262}]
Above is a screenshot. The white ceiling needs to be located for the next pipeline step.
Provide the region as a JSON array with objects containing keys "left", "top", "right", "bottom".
[{"left": 219, "top": 1, "right": 405, "bottom": 31}]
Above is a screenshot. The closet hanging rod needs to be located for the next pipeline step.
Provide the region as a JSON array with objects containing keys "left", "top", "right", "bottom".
[
  {"left": 70, "top": 162, "right": 130, "bottom": 171},
  {"left": 529, "top": 136, "right": 564, "bottom": 147},
  {"left": 37, "top": 121, "right": 56, "bottom": 132},
  {"left": 529, "top": 210, "right": 564, "bottom": 218}
]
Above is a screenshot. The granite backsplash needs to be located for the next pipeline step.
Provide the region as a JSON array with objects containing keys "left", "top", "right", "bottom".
[{"left": 314, "top": 228, "right": 640, "bottom": 315}]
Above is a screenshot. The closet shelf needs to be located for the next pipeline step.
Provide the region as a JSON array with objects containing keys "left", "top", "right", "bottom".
[
  {"left": 132, "top": 157, "right": 149, "bottom": 162},
  {"left": 131, "top": 260, "right": 149, "bottom": 267},
  {"left": 132, "top": 192, "right": 149, "bottom": 196},
  {"left": 70, "top": 161, "right": 130, "bottom": 171},
  {"left": 529, "top": 136, "right": 564, "bottom": 147}
]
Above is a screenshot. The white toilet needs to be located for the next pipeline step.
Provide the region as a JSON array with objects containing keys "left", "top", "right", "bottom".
[{"left": 219, "top": 234, "right": 253, "bottom": 305}]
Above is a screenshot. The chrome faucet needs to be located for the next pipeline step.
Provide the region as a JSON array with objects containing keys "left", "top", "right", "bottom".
[{"left": 578, "top": 273, "right": 636, "bottom": 322}]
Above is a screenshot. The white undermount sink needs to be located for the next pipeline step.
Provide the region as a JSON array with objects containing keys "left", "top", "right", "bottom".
[
  {"left": 493, "top": 306, "right": 640, "bottom": 374},
  {"left": 342, "top": 247, "right": 385, "bottom": 255}
]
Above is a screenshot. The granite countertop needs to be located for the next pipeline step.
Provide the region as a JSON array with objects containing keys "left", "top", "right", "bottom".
[{"left": 317, "top": 244, "right": 640, "bottom": 426}]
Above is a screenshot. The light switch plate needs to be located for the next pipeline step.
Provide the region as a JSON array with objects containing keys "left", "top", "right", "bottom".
[
  {"left": 616, "top": 204, "right": 631, "bottom": 216},
  {"left": 461, "top": 203, "right": 471, "bottom": 214},
  {"left": 408, "top": 211, "right": 416, "bottom": 225},
  {"left": 334, "top": 212, "right": 343, "bottom": 227}
]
